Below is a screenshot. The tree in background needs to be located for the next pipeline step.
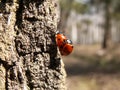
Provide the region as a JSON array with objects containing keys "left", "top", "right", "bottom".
[
  {"left": 89, "top": 0, "right": 112, "bottom": 49},
  {"left": 89, "top": 0, "right": 120, "bottom": 49},
  {"left": 59, "top": 0, "right": 88, "bottom": 33},
  {"left": 103, "top": 0, "right": 112, "bottom": 49},
  {"left": 58, "top": 0, "right": 74, "bottom": 33}
]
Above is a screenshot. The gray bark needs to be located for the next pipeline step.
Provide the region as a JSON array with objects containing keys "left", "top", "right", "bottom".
[{"left": 0, "top": 0, "right": 66, "bottom": 90}]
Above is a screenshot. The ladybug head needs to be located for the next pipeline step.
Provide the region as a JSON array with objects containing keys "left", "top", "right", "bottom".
[
  {"left": 56, "top": 31, "right": 61, "bottom": 35},
  {"left": 66, "top": 39, "right": 72, "bottom": 44}
]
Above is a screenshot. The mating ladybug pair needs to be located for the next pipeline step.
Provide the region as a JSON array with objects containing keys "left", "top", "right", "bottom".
[{"left": 56, "top": 31, "right": 73, "bottom": 56}]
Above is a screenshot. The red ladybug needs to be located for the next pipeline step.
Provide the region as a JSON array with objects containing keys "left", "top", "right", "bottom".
[
  {"left": 56, "top": 31, "right": 67, "bottom": 48},
  {"left": 60, "top": 39, "right": 73, "bottom": 56},
  {"left": 56, "top": 31, "right": 73, "bottom": 56}
]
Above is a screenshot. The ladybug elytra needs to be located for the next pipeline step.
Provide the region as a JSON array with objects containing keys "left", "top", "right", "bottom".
[
  {"left": 56, "top": 32, "right": 67, "bottom": 47},
  {"left": 60, "top": 39, "right": 73, "bottom": 56}
]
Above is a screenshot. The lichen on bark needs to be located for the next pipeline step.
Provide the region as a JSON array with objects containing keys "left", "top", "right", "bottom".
[{"left": 0, "top": 0, "right": 66, "bottom": 90}]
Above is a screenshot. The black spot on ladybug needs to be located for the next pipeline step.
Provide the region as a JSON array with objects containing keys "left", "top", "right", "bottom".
[
  {"left": 63, "top": 39, "right": 66, "bottom": 43},
  {"left": 58, "top": 38, "right": 60, "bottom": 41}
]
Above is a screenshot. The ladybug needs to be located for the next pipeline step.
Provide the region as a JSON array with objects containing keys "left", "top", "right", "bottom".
[
  {"left": 60, "top": 39, "right": 73, "bottom": 56},
  {"left": 56, "top": 31, "right": 67, "bottom": 48},
  {"left": 56, "top": 31, "right": 73, "bottom": 56}
]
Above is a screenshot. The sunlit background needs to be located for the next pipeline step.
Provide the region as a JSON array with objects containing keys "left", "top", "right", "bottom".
[{"left": 59, "top": 0, "right": 120, "bottom": 90}]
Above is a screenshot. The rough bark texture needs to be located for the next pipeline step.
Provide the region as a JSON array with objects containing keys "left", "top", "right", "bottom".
[{"left": 0, "top": 0, "right": 66, "bottom": 90}]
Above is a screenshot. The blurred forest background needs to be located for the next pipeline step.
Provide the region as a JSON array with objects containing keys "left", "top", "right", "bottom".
[{"left": 58, "top": 0, "right": 120, "bottom": 90}]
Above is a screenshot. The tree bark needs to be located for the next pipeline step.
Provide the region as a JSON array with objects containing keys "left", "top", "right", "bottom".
[{"left": 0, "top": 0, "right": 66, "bottom": 90}]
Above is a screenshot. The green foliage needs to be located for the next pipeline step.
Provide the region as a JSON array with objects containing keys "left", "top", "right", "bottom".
[
  {"left": 59, "top": 0, "right": 88, "bottom": 14},
  {"left": 82, "top": 19, "right": 92, "bottom": 25},
  {"left": 59, "top": 0, "right": 74, "bottom": 11},
  {"left": 72, "top": 1, "right": 88, "bottom": 13},
  {"left": 111, "top": 0, "right": 120, "bottom": 20},
  {"left": 112, "top": 0, "right": 120, "bottom": 12},
  {"left": 111, "top": 13, "right": 120, "bottom": 20},
  {"left": 59, "top": 0, "right": 89, "bottom": 31},
  {"left": 89, "top": 0, "right": 120, "bottom": 20}
]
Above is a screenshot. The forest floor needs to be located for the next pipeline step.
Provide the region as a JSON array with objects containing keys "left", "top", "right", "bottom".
[{"left": 63, "top": 44, "right": 120, "bottom": 90}]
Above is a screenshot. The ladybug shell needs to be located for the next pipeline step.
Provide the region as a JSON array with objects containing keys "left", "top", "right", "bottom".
[
  {"left": 60, "top": 43, "right": 73, "bottom": 56},
  {"left": 56, "top": 33, "right": 67, "bottom": 47}
]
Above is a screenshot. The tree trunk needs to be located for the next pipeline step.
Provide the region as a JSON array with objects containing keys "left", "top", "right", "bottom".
[
  {"left": 102, "top": 0, "right": 112, "bottom": 49},
  {"left": 0, "top": 0, "right": 66, "bottom": 90}
]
